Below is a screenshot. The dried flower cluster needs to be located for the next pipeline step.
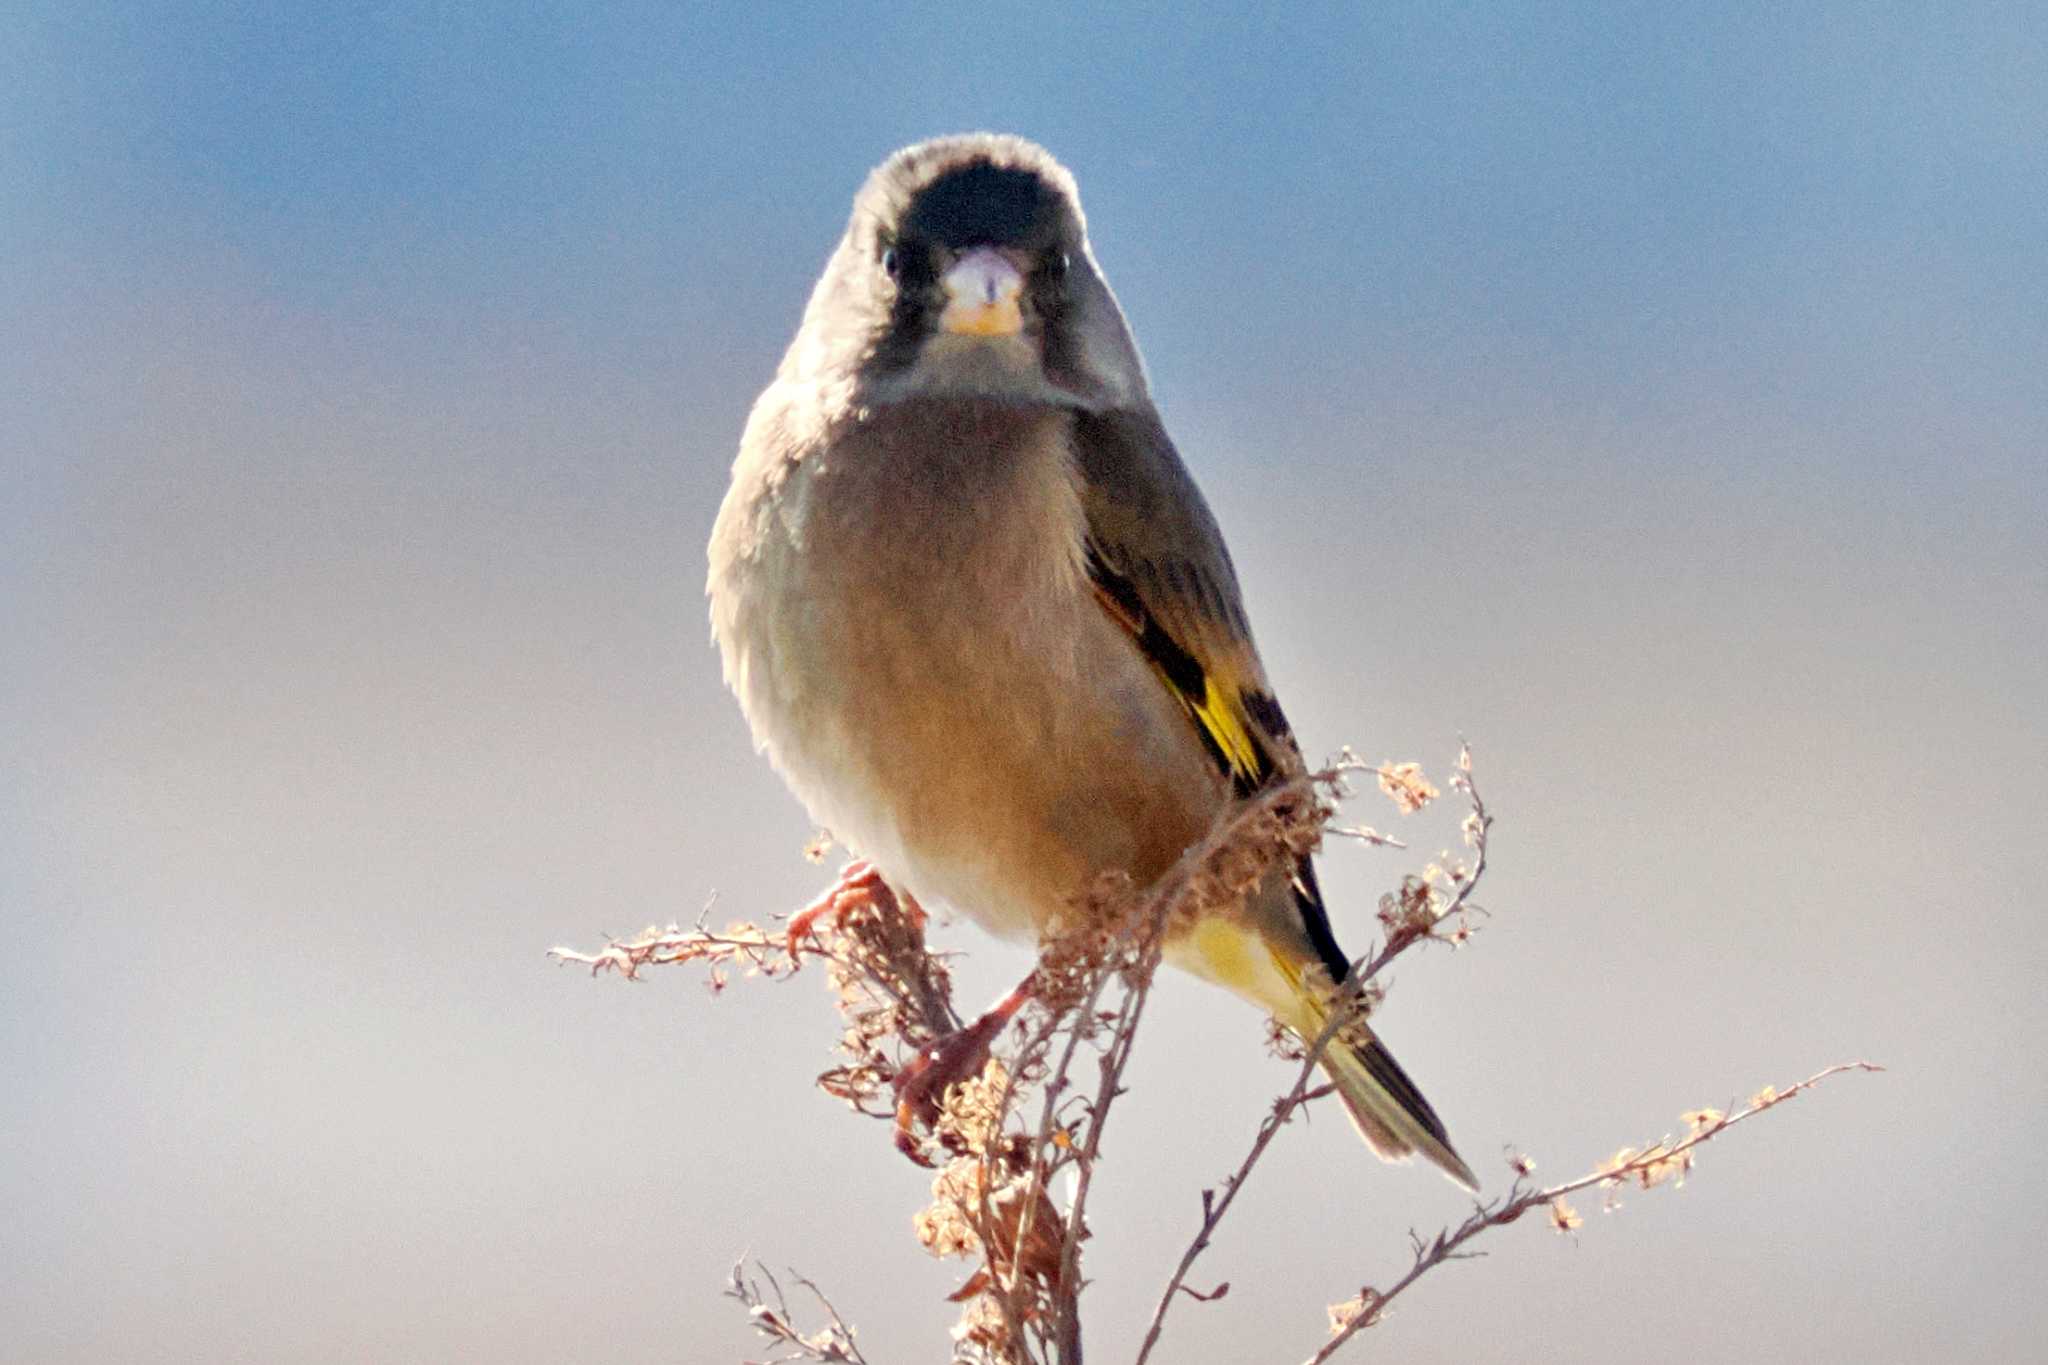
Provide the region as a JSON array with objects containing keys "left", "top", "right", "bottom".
[{"left": 1375, "top": 760, "right": 1439, "bottom": 815}]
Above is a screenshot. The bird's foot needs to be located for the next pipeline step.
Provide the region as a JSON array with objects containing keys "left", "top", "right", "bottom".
[
  {"left": 892, "top": 980, "right": 1034, "bottom": 1165},
  {"left": 783, "top": 859, "right": 924, "bottom": 961}
]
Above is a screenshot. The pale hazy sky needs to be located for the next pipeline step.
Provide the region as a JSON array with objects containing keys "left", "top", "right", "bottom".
[{"left": 5, "top": 5, "right": 2045, "bottom": 1363}]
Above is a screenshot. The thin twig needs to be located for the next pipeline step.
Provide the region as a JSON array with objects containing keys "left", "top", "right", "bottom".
[
  {"left": 1048, "top": 916, "right": 1167, "bottom": 1363},
  {"left": 955, "top": 766, "right": 1354, "bottom": 1363},
  {"left": 1133, "top": 752, "right": 1490, "bottom": 1365},
  {"left": 1302, "top": 1061, "right": 1884, "bottom": 1363},
  {"left": 726, "top": 1258, "right": 871, "bottom": 1364}
]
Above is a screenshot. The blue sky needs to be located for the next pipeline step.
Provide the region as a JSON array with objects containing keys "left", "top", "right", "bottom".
[
  {"left": 6, "top": 5, "right": 2045, "bottom": 1363},
  {"left": 15, "top": 4, "right": 2044, "bottom": 365}
]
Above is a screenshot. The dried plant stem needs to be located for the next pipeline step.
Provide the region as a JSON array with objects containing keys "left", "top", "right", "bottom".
[
  {"left": 727, "top": 1259, "right": 871, "bottom": 1364},
  {"left": 1048, "top": 926, "right": 1163, "bottom": 1364},
  {"left": 1134, "top": 755, "right": 1492, "bottom": 1365},
  {"left": 1303, "top": 1061, "right": 1884, "bottom": 1363},
  {"left": 949, "top": 766, "right": 1351, "bottom": 1363},
  {"left": 1008, "top": 771, "right": 1331, "bottom": 1363},
  {"left": 557, "top": 744, "right": 1872, "bottom": 1365},
  {"left": 1130, "top": 1040, "right": 1326, "bottom": 1365}
]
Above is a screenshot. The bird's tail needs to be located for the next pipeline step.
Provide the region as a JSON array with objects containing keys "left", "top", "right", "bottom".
[
  {"left": 1283, "top": 962, "right": 1478, "bottom": 1192},
  {"left": 1165, "top": 919, "right": 1479, "bottom": 1190}
]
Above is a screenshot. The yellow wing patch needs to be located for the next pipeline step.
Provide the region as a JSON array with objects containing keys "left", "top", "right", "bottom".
[
  {"left": 1083, "top": 541, "right": 1280, "bottom": 797},
  {"left": 1192, "top": 675, "right": 1264, "bottom": 788}
]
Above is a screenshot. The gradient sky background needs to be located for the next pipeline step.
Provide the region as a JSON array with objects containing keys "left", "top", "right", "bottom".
[{"left": 6, "top": 4, "right": 2045, "bottom": 1362}]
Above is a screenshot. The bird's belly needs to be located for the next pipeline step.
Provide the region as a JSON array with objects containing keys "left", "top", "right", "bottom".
[{"left": 717, "top": 456, "right": 1223, "bottom": 941}]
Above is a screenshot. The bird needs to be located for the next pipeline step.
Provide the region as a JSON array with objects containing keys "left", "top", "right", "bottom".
[{"left": 707, "top": 132, "right": 1477, "bottom": 1190}]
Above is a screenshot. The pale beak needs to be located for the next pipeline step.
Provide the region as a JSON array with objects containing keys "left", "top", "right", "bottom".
[{"left": 939, "top": 247, "right": 1025, "bottom": 337}]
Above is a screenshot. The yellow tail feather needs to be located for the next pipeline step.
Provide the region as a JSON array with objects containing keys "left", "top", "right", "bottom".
[{"left": 1164, "top": 920, "right": 1478, "bottom": 1191}]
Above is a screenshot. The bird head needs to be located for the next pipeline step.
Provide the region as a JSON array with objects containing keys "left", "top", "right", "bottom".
[{"left": 781, "top": 134, "right": 1150, "bottom": 412}]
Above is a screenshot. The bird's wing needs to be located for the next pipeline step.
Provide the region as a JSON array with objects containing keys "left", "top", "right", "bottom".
[
  {"left": 1071, "top": 407, "right": 1479, "bottom": 1191},
  {"left": 1068, "top": 408, "right": 1351, "bottom": 981}
]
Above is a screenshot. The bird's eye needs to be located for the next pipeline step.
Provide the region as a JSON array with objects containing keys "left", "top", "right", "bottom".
[
  {"left": 881, "top": 246, "right": 900, "bottom": 279},
  {"left": 1047, "top": 251, "right": 1071, "bottom": 283}
]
